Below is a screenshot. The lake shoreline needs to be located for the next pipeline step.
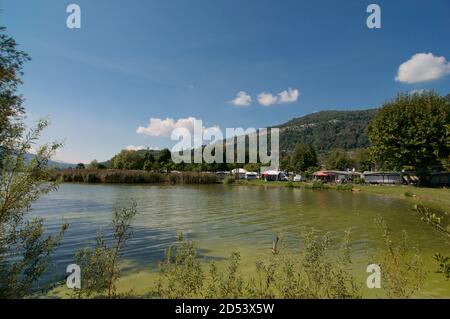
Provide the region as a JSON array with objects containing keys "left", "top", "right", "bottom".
[
  {"left": 233, "top": 180, "right": 450, "bottom": 216},
  {"left": 52, "top": 168, "right": 450, "bottom": 214}
]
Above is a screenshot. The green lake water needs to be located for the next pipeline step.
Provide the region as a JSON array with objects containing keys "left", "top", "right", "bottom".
[{"left": 32, "top": 183, "right": 450, "bottom": 298}]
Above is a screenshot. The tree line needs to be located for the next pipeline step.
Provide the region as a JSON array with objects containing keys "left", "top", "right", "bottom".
[{"left": 82, "top": 92, "right": 450, "bottom": 177}]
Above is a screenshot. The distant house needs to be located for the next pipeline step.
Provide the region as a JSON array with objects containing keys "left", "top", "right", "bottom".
[
  {"left": 362, "top": 171, "right": 403, "bottom": 184},
  {"left": 313, "top": 170, "right": 360, "bottom": 183},
  {"left": 215, "top": 171, "right": 231, "bottom": 180},
  {"left": 231, "top": 168, "right": 247, "bottom": 180},
  {"left": 245, "top": 172, "right": 259, "bottom": 180},
  {"left": 262, "top": 170, "right": 288, "bottom": 181}
]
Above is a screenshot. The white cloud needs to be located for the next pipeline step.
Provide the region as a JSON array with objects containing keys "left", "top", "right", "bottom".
[
  {"left": 395, "top": 53, "right": 450, "bottom": 84},
  {"left": 278, "top": 88, "right": 300, "bottom": 103},
  {"left": 257, "top": 88, "right": 300, "bottom": 106},
  {"left": 258, "top": 92, "right": 278, "bottom": 106},
  {"left": 125, "top": 145, "right": 146, "bottom": 151},
  {"left": 231, "top": 91, "right": 252, "bottom": 107},
  {"left": 137, "top": 117, "right": 199, "bottom": 137}
]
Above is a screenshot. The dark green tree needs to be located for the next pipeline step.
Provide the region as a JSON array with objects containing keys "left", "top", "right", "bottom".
[
  {"left": 157, "top": 148, "right": 172, "bottom": 165},
  {"left": 353, "top": 148, "right": 374, "bottom": 172},
  {"left": 368, "top": 92, "right": 450, "bottom": 175},
  {"left": 289, "top": 144, "right": 318, "bottom": 173},
  {"left": 280, "top": 154, "right": 292, "bottom": 172},
  {"left": 111, "top": 150, "right": 144, "bottom": 170},
  {"left": 325, "top": 149, "right": 355, "bottom": 171},
  {"left": 152, "top": 161, "right": 161, "bottom": 172},
  {"left": 76, "top": 163, "right": 86, "bottom": 170},
  {"left": 142, "top": 151, "right": 155, "bottom": 171},
  {"left": 0, "top": 26, "right": 30, "bottom": 167}
]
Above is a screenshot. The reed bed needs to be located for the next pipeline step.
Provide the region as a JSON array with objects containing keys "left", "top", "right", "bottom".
[{"left": 51, "top": 169, "right": 218, "bottom": 184}]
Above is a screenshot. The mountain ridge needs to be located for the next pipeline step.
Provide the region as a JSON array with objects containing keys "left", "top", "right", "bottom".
[
  {"left": 101, "top": 93, "right": 450, "bottom": 163},
  {"left": 25, "top": 153, "right": 75, "bottom": 169},
  {"left": 275, "top": 109, "right": 378, "bottom": 154}
]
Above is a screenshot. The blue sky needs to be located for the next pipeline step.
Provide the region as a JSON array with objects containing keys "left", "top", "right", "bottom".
[{"left": 2, "top": 0, "right": 450, "bottom": 163}]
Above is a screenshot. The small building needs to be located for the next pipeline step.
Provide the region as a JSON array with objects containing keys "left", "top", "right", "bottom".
[
  {"left": 215, "top": 171, "right": 231, "bottom": 180},
  {"left": 231, "top": 168, "right": 247, "bottom": 180},
  {"left": 362, "top": 171, "right": 403, "bottom": 184},
  {"left": 262, "top": 170, "right": 288, "bottom": 181},
  {"left": 313, "top": 170, "right": 360, "bottom": 183},
  {"left": 245, "top": 172, "right": 259, "bottom": 180}
]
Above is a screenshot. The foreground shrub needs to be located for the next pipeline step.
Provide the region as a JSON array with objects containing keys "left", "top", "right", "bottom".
[
  {"left": 152, "top": 229, "right": 361, "bottom": 299},
  {"left": 71, "top": 202, "right": 138, "bottom": 299},
  {"left": 155, "top": 234, "right": 204, "bottom": 299},
  {"left": 254, "top": 229, "right": 361, "bottom": 299},
  {"left": 374, "top": 216, "right": 425, "bottom": 298},
  {"left": 415, "top": 204, "right": 450, "bottom": 280},
  {"left": 0, "top": 121, "right": 68, "bottom": 298},
  {"left": 67, "top": 217, "right": 430, "bottom": 299},
  {"left": 433, "top": 253, "right": 450, "bottom": 279}
]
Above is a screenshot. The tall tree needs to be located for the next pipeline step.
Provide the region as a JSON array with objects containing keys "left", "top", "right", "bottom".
[
  {"left": 157, "top": 148, "right": 172, "bottom": 165},
  {"left": 0, "top": 27, "right": 30, "bottom": 165},
  {"left": 325, "top": 149, "right": 355, "bottom": 171},
  {"left": 111, "top": 150, "right": 144, "bottom": 170},
  {"left": 353, "top": 148, "right": 374, "bottom": 172},
  {"left": 289, "top": 144, "right": 318, "bottom": 172},
  {"left": 368, "top": 92, "right": 450, "bottom": 175},
  {"left": 0, "top": 27, "right": 67, "bottom": 298}
]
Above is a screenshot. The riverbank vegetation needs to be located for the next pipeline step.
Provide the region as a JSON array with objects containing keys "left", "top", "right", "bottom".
[{"left": 51, "top": 169, "right": 218, "bottom": 184}]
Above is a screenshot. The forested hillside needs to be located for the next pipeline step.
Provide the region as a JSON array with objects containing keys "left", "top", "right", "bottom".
[
  {"left": 276, "top": 109, "right": 378, "bottom": 154},
  {"left": 101, "top": 93, "right": 449, "bottom": 164}
]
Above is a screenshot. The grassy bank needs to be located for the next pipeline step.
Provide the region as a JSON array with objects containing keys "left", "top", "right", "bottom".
[
  {"left": 51, "top": 169, "right": 218, "bottom": 184},
  {"left": 357, "top": 184, "right": 450, "bottom": 214},
  {"left": 236, "top": 180, "right": 450, "bottom": 214}
]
